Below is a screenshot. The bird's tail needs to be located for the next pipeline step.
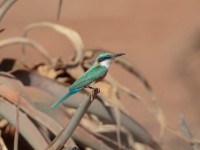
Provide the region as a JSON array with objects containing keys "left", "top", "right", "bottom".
[{"left": 50, "top": 91, "right": 74, "bottom": 109}]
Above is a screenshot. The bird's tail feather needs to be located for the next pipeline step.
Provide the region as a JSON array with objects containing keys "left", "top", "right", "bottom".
[{"left": 50, "top": 92, "right": 73, "bottom": 109}]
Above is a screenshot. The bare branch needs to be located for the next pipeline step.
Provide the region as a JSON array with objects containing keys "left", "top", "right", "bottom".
[{"left": 46, "top": 88, "right": 100, "bottom": 150}]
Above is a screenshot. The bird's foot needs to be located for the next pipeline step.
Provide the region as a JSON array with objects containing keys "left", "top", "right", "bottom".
[
  {"left": 94, "top": 87, "right": 100, "bottom": 94},
  {"left": 88, "top": 86, "right": 100, "bottom": 101}
]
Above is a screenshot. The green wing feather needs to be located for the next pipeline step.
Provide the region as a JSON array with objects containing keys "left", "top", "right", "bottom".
[{"left": 70, "top": 65, "right": 107, "bottom": 90}]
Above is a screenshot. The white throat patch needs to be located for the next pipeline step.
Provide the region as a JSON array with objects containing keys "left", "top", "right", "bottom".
[{"left": 100, "top": 59, "right": 112, "bottom": 68}]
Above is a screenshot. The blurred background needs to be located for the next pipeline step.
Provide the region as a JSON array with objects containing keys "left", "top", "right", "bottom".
[{"left": 1, "top": 0, "right": 200, "bottom": 149}]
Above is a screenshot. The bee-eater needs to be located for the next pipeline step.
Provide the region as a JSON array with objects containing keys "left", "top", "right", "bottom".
[{"left": 51, "top": 52, "right": 125, "bottom": 109}]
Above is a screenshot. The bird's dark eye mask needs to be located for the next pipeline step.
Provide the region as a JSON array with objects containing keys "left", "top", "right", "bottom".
[{"left": 98, "top": 56, "right": 112, "bottom": 62}]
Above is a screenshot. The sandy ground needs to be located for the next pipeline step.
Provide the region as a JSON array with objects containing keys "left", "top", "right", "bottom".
[{"left": 1, "top": 1, "right": 200, "bottom": 149}]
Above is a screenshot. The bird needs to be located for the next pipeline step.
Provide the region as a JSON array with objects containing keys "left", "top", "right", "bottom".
[{"left": 50, "top": 52, "right": 125, "bottom": 109}]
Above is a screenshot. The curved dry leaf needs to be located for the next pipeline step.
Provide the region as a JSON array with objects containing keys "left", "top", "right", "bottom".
[
  {"left": 106, "top": 74, "right": 154, "bottom": 112},
  {"left": 12, "top": 70, "right": 161, "bottom": 150},
  {"left": 0, "top": 37, "right": 51, "bottom": 64},
  {"left": 83, "top": 49, "right": 158, "bottom": 105},
  {"left": 0, "top": 0, "right": 16, "bottom": 21},
  {"left": 0, "top": 97, "right": 48, "bottom": 149},
  {"left": 0, "top": 74, "right": 115, "bottom": 150},
  {"left": 83, "top": 49, "right": 166, "bottom": 136},
  {"left": 27, "top": 87, "right": 115, "bottom": 150},
  {"left": 27, "top": 87, "right": 115, "bottom": 149},
  {"left": 106, "top": 73, "right": 167, "bottom": 139},
  {"left": 115, "top": 58, "right": 154, "bottom": 96},
  {"left": 22, "top": 22, "right": 85, "bottom": 66},
  {"left": 115, "top": 57, "right": 168, "bottom": 137},
  {"left": 0, "top": 74, "right": 81, "bottom": 148},
  {"left": 0, "top": 75, "right": 62, "bottom": 134}
]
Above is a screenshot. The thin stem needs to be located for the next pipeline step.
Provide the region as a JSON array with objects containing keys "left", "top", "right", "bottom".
[{"left": 57, "top": 0, "right": 63, "bottom": 21}]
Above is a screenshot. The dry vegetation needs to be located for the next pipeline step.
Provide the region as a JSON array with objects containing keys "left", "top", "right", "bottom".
[{"left": 0, "top": 0, "right": 199, "bottom": 150}]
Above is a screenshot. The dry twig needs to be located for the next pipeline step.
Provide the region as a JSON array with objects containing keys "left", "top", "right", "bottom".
[
  {"left": 46, "top": 88, "right": 100, "bottom": 150},
  {"left": 0, "top": 37, "right": 52, "bottom": 64}
]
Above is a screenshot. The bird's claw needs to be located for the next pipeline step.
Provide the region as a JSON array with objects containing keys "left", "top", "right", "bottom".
[
  {"left": 89, "top": 87, "right": 100, "bottom": 101},
  {"left": 95, "top": 88, "right": 100, "bottom": 93}
]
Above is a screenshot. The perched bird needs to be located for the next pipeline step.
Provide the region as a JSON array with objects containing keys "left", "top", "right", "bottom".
[{"left": 51, "top": 52, "right": 125, "bottom": 109}]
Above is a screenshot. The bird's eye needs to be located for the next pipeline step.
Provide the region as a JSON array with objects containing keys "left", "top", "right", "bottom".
[{"left": 99, "top": 56, "right": 111, "bottom": 62}]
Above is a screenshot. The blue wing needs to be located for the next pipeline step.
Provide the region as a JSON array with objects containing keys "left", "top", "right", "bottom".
[{"left": 51, "top": 65, "right": 107, "bottom": 109}]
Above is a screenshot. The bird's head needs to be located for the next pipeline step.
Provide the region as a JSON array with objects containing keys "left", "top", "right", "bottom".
[{"left": 96, "top": 53, "right": 125, "bottom": 68}]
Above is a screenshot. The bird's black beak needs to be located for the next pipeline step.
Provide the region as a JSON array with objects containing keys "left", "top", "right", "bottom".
[{"left": 114, "top": 53, "right": 125, "bottom": 58}]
